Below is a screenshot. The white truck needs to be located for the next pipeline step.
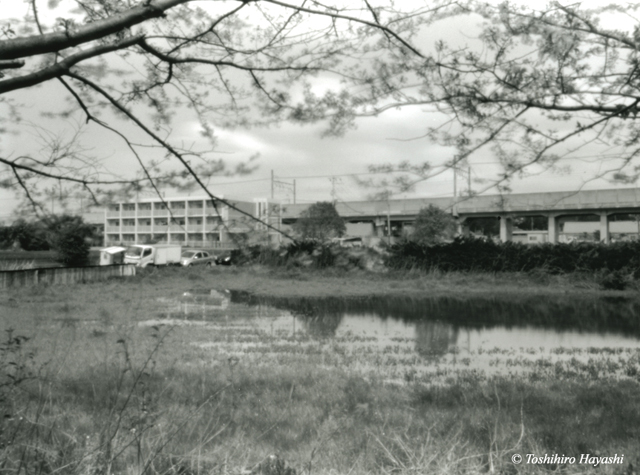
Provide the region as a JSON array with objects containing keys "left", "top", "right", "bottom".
[{"left": 123, "top": 244, "right": 182, "bottom": 268}]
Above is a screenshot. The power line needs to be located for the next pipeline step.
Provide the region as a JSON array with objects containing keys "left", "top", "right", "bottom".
[{"left": 207, "top": 178, "right": 269, "bottom": 186}]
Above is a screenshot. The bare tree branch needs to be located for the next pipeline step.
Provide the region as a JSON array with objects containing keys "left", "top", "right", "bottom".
[
  {"left": 0, "top": 0, "right": 187, "bottom": 60},
  {"left": 0, "top": 35, "right": 144, "bottom": 94},
  {"left": 66, "top": 71, "right": 296, "bottom": 240}
]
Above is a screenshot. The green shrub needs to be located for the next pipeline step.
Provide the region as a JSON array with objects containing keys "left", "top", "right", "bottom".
[
  {"left": 292, "top": 202, "right": 345, "bottom": 241},
  {"left": 48, "top": 221, "right": 93, "bottom": 267},
  {"left": 598, "top": 270, "right": 629, "bottom": 291},
  {"left": 386, "top": 237, "right": 640, "bottom": 275}
]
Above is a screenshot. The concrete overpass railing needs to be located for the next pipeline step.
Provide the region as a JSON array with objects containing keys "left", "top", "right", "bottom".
[{"left": 282, "top": 188, "right": 640, "bottom": 244}]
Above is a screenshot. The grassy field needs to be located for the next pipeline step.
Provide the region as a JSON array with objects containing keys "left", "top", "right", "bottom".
[
  {"left": 1, "top": 266, "right": 639, "bottom": 474},
  {"left": 94, "top": 263, "right": 640, "bottom": 298}
]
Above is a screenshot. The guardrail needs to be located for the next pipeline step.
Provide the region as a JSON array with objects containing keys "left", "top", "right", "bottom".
[{"left": 0, "top": 264, "right": 136, "bottom": 289}]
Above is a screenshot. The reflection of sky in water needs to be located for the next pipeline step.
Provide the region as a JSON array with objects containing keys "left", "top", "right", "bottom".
[
  {"left": 336, "top": 314, "right": 412, "bottom": 339},
  {"left": 152, "top": 294, "right": 640, "bottom": 381},
  {"left": 456, "top": 326, "right": 640, "bottom": 351},
  {"left": 267, "top": 312, "right": 640, "bottom": 354},
  {"left": 157, "top": 293, "right": 640, "bottom": 355}
]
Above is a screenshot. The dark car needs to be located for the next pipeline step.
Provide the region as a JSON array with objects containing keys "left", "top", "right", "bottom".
[{"left": 215, "top": 253, "right": 233, "bottom": 266}]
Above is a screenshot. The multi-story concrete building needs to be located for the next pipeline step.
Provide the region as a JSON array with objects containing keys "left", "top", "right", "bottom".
[{"left": 104, "top": 196, "right": 281, "bottom": 248}]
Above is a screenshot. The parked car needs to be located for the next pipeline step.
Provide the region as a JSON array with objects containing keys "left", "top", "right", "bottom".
[
  {"left": 180, "top": 250, "right": 216, "bottom": 267},
  {"left": 215, "top": 253, "right": 233, "bottom": 266},
  {"left": 332, "top": 237, "right": 364, "bottom": 247}
]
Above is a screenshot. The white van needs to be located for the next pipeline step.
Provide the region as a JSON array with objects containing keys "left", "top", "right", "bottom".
[{"left": 123, "top": 244, "right": 182, "bottom": 267}]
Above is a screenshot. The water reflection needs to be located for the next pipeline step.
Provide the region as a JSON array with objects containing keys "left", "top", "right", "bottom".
[
  {"left": 415, "top": 321, "right": 459, "bottom": 357},
  {"left": 151, "top": 290, "right": 640, "bottom": 356},
  {"left": 230, "top": 292, "right": 640, "bottom": 355},
  {"left": 302, "top": 315, "right": 343, "bottom": 338},
  {"left": 236, "top": 293, "right": 640, "bottom": 334}
]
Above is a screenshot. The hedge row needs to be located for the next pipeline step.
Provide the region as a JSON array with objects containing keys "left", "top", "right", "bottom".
[{"left": 386, "top": 237, "right": 640, "bottom": 273}]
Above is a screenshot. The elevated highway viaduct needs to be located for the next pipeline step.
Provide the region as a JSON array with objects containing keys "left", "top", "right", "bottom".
[{"left": 281, "top": 188, "right": 640, "bottom": 243}]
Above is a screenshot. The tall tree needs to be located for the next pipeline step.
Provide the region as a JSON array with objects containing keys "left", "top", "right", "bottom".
[
  {"left": 8, "top": 1, "right": 630, "bottom": 224},
  {"left": 44, "top": 214, "right": 95, "bottom": 266},
  {"left": 292, "top": 201, "right": 345, "bottom": 241},
  {"left": 10, "top": 219, "right": 49, "bottom": 251},
  {"left": 0, "top": 0, "right": 447, "bottom": 228},
  {"left": 411, "top": 204, "right": 456, "bottom": 245}
]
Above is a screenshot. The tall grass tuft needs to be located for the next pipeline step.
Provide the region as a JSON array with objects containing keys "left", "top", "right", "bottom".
[{"left": 0, "top": 326, "right": 229, "bottom": 475}]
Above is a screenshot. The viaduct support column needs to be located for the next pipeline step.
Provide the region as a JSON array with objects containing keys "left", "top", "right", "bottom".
[
  {"left": 456, "top": 217, "right": 470, "bottom": 237},
  {"left": 600, "top": 213, "right": 610, "bottom": 244},
  {"left": 499, "top": 216, "right": 513, "bottom": 243},
  {"left": 548, "top": 214, "right": 559, "bottom": 244}
]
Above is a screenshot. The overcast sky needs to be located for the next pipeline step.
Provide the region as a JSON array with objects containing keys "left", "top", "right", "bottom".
[{"left": 0, "top": 0, "right": 635, "bottom": 223}]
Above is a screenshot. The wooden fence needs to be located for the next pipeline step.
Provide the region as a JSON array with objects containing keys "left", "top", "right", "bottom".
[{"left": 0, "top": 264, "right": 136, "bottom": 289}]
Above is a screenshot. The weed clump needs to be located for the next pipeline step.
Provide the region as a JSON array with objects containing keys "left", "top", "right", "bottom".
[{"left": 599, "top": 270, "right": 630, "bottom": 290}]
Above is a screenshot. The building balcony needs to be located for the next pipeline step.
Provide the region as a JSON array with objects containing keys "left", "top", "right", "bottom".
[
  {"left": 184, "top": 241, "right": 205, "bottom": 248},
  {"left": 153, "top": 209, "right": 169, "bottom": 217},
  {"left": 154, "top": 225, "right": 168, "bottom": 232},
  {"left": 106, "top": 210, "right": 120, "bottom": 218},
  {"left": 184, "top": 241, "right": 232, "bottom": 249},
  {"left": 121, "top": 226, "right": 136, "bottom": 232},
  {"left": 205, "top": 207, "right": 227, "bottom": 219},
  {"left": 186, "top": 223, "right": 204, "bottom": 232},
  {"left": 121, "top": 210, "right": 136, "bottom": 217},
  {"left": 137, "top": 225, "right": 152, "bottom": 232},
  {"left": 169, "top": 224, "right": 186, "bottom": 232},
  {"left": 187, "top": 207, "right": 204, "bottom": 216},
  {"left": 106, "top": 226, "right": 120, "bottom": 233},
  {"left": 136, "top": 208, "right": 152, "bottom": 217}
]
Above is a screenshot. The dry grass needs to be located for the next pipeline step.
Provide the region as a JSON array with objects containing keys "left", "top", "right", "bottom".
[{"left": 0, "top": 269, "right": 639, "bottom": 474}]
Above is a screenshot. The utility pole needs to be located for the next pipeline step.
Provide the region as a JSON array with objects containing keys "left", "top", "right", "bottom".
[
  {"left": 329, "top": 176, "right": 340, "bottom": 205},
  {"left": 387, "top": 200, "right": 392, "bottom": 245},
  {"left": 452, "top": 164, "right": 457, "bottom": 216},
  {"left": 453, "top": 165, "right": 457, "bottom": 198},
  {"left": 271, "top": 170, "right": 296, "bottom": 203},
  {"left": 452, "top": 161, "right": 471, "bottom": 216}
]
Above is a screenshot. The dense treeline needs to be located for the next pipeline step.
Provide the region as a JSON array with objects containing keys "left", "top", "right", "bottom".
[
  {"left": 0, "top": 215, "right": 97, "bottom": 266},
  {"left": 233, "top": 237, "right": 640, "bottom": 276},
  {"left": 387, "top": 237, "right": 640, "bottom": 274},
  {"left": 0, "top": 219, "right": 51, "bottom": 251}
]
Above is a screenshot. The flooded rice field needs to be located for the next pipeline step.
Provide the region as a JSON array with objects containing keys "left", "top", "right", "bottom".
[{"left": 143, "top": 290, "right": 640, "bottom": 385}]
